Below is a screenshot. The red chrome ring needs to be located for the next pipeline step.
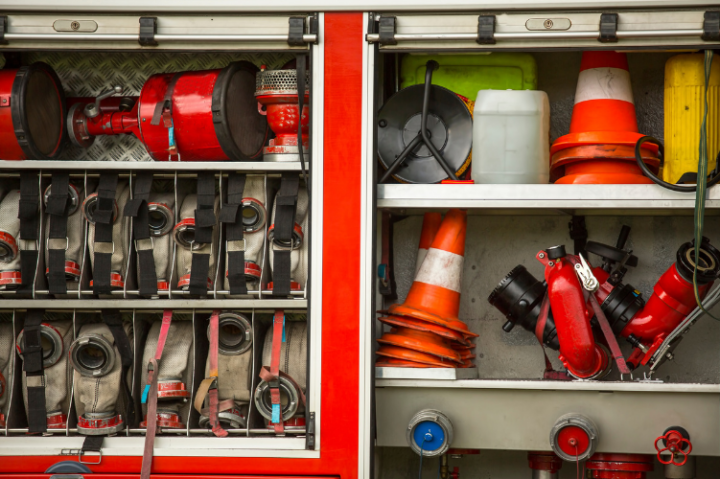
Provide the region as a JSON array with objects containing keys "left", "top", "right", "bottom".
[
  {"left": 173, "top": 218, "right": 207, "bottom": 250},
  {"left": 0, "top": 270, "right": 22, "bottom": 288},
  {"left": 157, "top": 380, "right": 191, "bottom": 399},
  {"left": 46, "top": 260, "right": 81, "bottom": 281},
  {"left": 268, "top": 222, "right": 304, "bottom": 250},
  {"left": 147, "top": 202, "right": 174, "bottom": 237},
  {"left": 46, "top": 412, "right": 68, "bottom": 429},
  {"left": 177, "top": 274, "right": 213, "bottom": 290},
  {"left": 90, "top": 272, "right": 124, "bottom": 290},
  {"left": 0, "top": 231, "right": 19, "bottom": 262},
  {"left": 140, "top": 411, "right": 185, "bottom": 429}
]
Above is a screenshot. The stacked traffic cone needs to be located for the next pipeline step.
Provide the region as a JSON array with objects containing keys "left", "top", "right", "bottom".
[
  {"left": 376, "top": 209, "right": 477, "bottom": 369},
  {"left": 550, "top": 51, "right": 661, "bottom": 184}
]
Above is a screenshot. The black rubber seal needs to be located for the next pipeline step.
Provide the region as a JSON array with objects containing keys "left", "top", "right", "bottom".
[
  {"left": 11, "top": 62, "right": 67, "bottom": 161},
  {"left": 211, "top": 61, "right": 268, "bottom": 161}
]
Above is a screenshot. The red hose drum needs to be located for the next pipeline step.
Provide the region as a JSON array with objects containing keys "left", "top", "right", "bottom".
[
  {"left": 138, "top": 61, "right": 268, "bottom": 161},
  {"left": 0, "top": 62, "right": 67, "bottom": 160}
]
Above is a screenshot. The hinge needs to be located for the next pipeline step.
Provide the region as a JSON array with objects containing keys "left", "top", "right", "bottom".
[
  {"left": 378, "top": 16, "right": 397, "bottom": 46},
  {"left": 305, "top": 411, "right": 316, "bottom": 450},
  {"left": 0, "top": 16, "right": 7, "bottom": 45},
  {"left": 309, "top": 15, "right": 319, "bottom": 36},
  {"left": 477, "top": 15, "right": 496, "bottom": 45},
  {"left": 598, "top": 13, "right": 618, "bottom": 43},
  {"left": 138, "top": 17, "right": 158, "bottom": 47},
  {"left": 703, "top": 11, "right": 720, "bottom": 41},
  {"left": 288, "top": 16, "right": 306, "bottom": 46}
]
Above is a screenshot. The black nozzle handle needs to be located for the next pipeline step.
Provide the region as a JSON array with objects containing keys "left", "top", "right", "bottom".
[{"left": 616, "top": 225, "right": 631, "bottom": 250}]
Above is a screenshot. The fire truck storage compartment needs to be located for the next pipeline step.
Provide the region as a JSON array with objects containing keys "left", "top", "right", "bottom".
[
  {"left": 0, "top": 11, "right": 319, "bottom": 459},
  {"left": 369, "top": 7, "right": 720, "bottom": 470}
]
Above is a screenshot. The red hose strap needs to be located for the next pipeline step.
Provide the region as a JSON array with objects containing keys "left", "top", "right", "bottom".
[
  {"left": 588, "top": 293, "right": 631, "bottom": 375},
  {"left": 270, "top": 310, "right": 285, "bottom": 434},
  {"left": 140, "top": 358, "right": 159, "bottom": 479},
  {"left": 534, "top": 293, "right": 570, "bottom": 380},
  {"left": 192, "top": 310, "right": 227, "bottom": 437}
]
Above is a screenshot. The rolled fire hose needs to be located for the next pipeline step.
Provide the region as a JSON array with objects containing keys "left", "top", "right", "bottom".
[
  {"left": 198, "top": 312, "right": 253, "bottom": 429},
  {"left": 140, "top": 318, "right": 193, "bottom": 429},
  {"left": 86, "top": 181, "right": 131, "bottom": 294},
  {"left": 224, "top": 175, "right": 267, "bottom": 297},
  {"left": 0, "top": 322, "right": 12, "bottom": 427},
  {"left": 16, "top": 318, "right": 73, "bottom": 429},
  {"left": 139, "top": 192, "right": 175, "bottom": 296},
  {"left": 44, "top": 182, "right": 84, "bottom": 297},
  {"left": 174, "top": 193, "right": 220, "bottom": 292},
  {"left": 0, "top": 190, "right": 26, "bottom": 290},
  {"left": 71, "top": 321, "right": 133, "bottom": 435},
  {"left": 268, "top": 184, "right": 309, "bottom": 292},
  {"left": 255, "top": 320, "right": 307, "bottom": 426}
]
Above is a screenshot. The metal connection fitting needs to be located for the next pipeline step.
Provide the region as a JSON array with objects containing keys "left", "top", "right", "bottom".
[
  {"left": 406, "top": 409, "right": 454, "bottom": 457},
  {"left": 549, "top": 413, "right": 598, "bottom": 462}
]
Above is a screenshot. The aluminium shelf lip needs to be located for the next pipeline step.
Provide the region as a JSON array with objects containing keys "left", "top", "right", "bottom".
[
  {"left": 0, "top": 299, "right": 307, "bottom": 309},
  {"left": 0, "top": 161, "right": 307, "bottom": 171},
  {"left": 377, "top": 183, "right": 720, "bottom": 209},
  {"left": 375, "top": 378, "right": 720, "bottom": 393}
]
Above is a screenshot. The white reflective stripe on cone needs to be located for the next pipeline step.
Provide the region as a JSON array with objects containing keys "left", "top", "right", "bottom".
[
  {"left": 574, "top": 67, "right": 634, "bottom": 105},
  {"left": 414, "top": 247, "right": 463, "bottom": 293}
]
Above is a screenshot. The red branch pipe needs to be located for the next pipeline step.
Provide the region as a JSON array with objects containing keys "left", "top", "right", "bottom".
[{"left": 537, "top": 250, "right": 609, "bottom": 379}]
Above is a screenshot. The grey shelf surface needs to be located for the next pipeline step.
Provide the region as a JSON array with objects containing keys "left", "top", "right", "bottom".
[
  {"left": 0, "top": 298, "right": 307, "bottom": 310},
  {"left": 378, "top": 183, "right": 720, "bottom": 213},
  {"left": 0, "top": 161, "right": 306, "bottom": 171}
]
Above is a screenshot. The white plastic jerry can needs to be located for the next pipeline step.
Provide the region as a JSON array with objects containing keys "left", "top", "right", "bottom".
[{"left": 472, "top": 90, "right": 550, "bottom": 184}]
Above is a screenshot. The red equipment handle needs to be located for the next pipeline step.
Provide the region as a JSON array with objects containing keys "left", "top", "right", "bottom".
[{"left": 654, "top": 429, "right": 692, "bottom": 466}]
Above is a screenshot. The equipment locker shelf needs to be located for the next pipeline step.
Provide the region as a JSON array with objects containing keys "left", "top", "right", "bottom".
[
  {"left": 0, "top": 10, "right": 367, "bottom": 479},
  {"left": 361, "top": 4, "right": 720, "bottom": 470}
]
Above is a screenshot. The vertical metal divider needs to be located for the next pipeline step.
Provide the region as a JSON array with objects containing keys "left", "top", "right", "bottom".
[
  {"left": 4, "top": 310, "right": 15, "bottom": 436},
  {"left": 33, "top": 170, "right": 43, "bottom": 300},
  {"left": 187, "top": 309, "right": 196, "bottom": 437},
  {"left": 246, "top": 308, "right": 256, "bottom": 437},
  {"left": 258, "top": 174, "right": 268, "bottom": 300},
  {"left": 129, "top": 309, "right": 138, "bottom": 437},
  {"left": 79, "top": 171, "right": 90, "bottom": 299},
  {"left": 123, "top": 173, "right": 134, "bottom": 299},
  {"left": 169, "top": 170, "right": 179, "bottom": 300},
  {"left": 66, "top": 309, "right": 76, "bottom": 437},
  {"left": 213, "top": 173, "right": 223, "bottom": 300}
]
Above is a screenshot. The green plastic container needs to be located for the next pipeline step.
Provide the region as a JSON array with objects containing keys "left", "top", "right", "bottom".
[{"left": 400, "top": 53, "right": 537, "bottom": 99}]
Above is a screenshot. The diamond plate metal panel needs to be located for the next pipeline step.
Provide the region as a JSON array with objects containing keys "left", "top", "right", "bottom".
[{"left": 22, "top": 51, "right": 293, "bottom": 162}]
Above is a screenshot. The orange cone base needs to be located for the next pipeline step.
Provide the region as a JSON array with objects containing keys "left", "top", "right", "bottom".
[
  {"left": 377, "top": 345, "right": 457, "bottom": 368},
  {"left": 550, "top": 130, "right": 659, "bottom": 155},
  {"left": 378, "top": 327, "right": 463, "bottom": 364},
  {"left": 389, "top": 303, "right": 479, "bottom": 339},
  {"left": 554, "top": 160, "right": 656, "bottom": 184},
  {"left": 551, "top": 144, "right": 660, "bottom": 178},
  {"left": 376, "top": 358, "right": 435, "bottom": 368},
  {"left": 378, "top": 314, "right": 470, "bottom": 346}
]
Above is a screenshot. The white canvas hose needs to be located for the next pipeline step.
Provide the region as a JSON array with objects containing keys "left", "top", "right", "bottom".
[
  {"left": 0, "top": 191, "right": 27, "bottom": 289},
  {"left": 0, "top": 322, "right": 11, "bottom": 422},
  {"left": 71, "top": 321, "right": 133, "bottom": 434},
  {"left": 140, "top": 319, "right": 193, "bottom": 425},
  {"left": 143, "top": 191, "right": 175, "bottom": 293},
  {"left": 17, "top": 319, "right": 73, "bottom": 425},
  {"left": 268, "top": 185, "right": 309, "bottom": 290},
  {"left": 88, "top": 181, "right": 131, "bottom": 292},
  {"left": 174, "top": 194, "right": 220, "bottom": 291}
]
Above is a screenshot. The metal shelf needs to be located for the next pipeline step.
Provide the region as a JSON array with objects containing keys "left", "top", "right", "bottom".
[
  {"left": 375, "top": 379, "right": 720, "bottom": 455},
  {"left": 0, "top": 299, "right": 307, "bottom": 310},
  {"left": 377, "top": 184, "right": 720, "bottom": 213},
  {"left": 0, "top": 161, "right": 306, "bottom": 171}
]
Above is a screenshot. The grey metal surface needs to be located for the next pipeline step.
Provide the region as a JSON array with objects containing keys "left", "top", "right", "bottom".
[
  {"left": 0, "top": 299, "right": 307, "bottom": 309},
  {"left": 3, "top": 0, "right": 720, "bottom": 12},
  {"left": 375, "top": 384, "right": 720, "bottom": 455},
  {"left": 376, "top": 367, "right": 479, "bottom": 380},
  {"left": 20, "top": 51, "right": 293, "bottom": 162},
  {"left": 374, "top": 9, "right": 716, "bottom": 50},
  {"left": 0, "top": 161, "right": 305, "bottom": 171}
]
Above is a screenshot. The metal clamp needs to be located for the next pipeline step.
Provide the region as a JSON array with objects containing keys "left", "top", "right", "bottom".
[
  {"left": 703, "top": 11, "right": 720, "bottom": 41},
  {"left": 0, "top": 16, "right": 7, "bottom": 45},
  {"left": 477, "top": 15, "right": 496, "bottom": 44},
  {"left": 378, "top": 16, "right": 398, "bottom": 46},
  {"left": 139, "top": 17, "right": 158, "bottom": 46},
  {"left": 78, "top": 449, "right": 102, "bottom": 465},
  {"left": 288, "top": 17, "right": 306, "bottom": 46},
  {"left": 598, "top": 13, "right": 619, "bottom": 43},
  {"left": 574, "top": 253, "right": 599, "bottom": 292}
]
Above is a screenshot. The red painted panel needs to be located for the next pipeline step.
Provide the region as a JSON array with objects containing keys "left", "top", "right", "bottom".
[{"left": 0, "top": 12, "right": 366, "bottom": 479}]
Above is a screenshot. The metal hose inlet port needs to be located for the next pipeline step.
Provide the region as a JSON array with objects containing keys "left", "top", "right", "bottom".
[
  {"left": 268, "top": 222, "right": 303, "bottom": 249},
  {"left": 147, "top": 202, "right": 174, "bottom": 237},
  {"left": 44, "top": 183, "right": 82, "bottom": 216},
  {"left": 16, "top": 323, "right": 64, "bottom": 368},
  {"left": 172, "top": 219, "right": 206, "bottom": 251},
  {"left": 81, "top": 193, "right": 118, "bottom": 224},
  {"left": 212, "top": 312, "right": 253, "bottom": 356},
  {"left": 406, "top": 409, "right": 454, "bottom": 457},
  {"left": 254, "top": 377, "right": 300, "bottom": 422},
  {"left": 676, "top": 237, "right": 720, "bottom": 284},
  {"left": 69, "top": 333, "right": 115, "bottom": 377},
  {"left": 549, "top": 413, "right": 599, "bottom": 462},
  {"left": 242, "top": 198, "right": 267, "bottom": 233}
]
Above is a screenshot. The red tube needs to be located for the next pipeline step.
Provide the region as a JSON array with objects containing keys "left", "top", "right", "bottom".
[{"left": 538, "top": 251, "right": 609, "bottom": 379}]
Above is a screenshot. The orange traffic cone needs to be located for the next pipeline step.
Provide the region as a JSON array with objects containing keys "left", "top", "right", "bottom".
[
  {"left": 376, "top": 345, "right": 457, "bottom": 368},
  {"left": 550, "top": 51, "right": 660, "bottom": 184},
  {"left": 376, "top": 357, "right": 431, "bottom": 368},
  {"left": 378, "top": 327, "right": 463, "bottom": 364},
  {"left": 415, "top": 212, "right": 442, "bottom": 275},
  {"left": 378, "top": 314, "right": 470, "bottom": 346},
  {"left": 388, "top": 209, "right": 477, "bottom": 338}
]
